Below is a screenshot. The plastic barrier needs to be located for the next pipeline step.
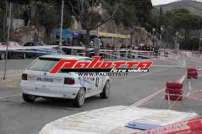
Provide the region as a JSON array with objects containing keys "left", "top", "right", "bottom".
[
  {"left": 186, "top": 68, "right": 200, "bottom": 98},
  {"left": 165, "top": 81, "right": 183, "bottom": 101},
  {"left": 143, "top": 117, "right": 202, "bottom": 134},
  {"left": 187, "top": 68, "right": 198, "bottom": 79}
]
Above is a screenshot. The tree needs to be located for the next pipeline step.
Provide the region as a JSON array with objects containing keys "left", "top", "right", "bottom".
[
  {"left": 67, "top": 0, "right": 119, "bottom": 48},
  {"left": 104, "top": 0, "right": 136, "bottom": 27},
  {"left": 29, "top": 1, "right": 58, "bottom": 42},
  {"left": 0, "top": 0, "right": 154, "bottom": 46},
  {"left": 156, "top": 8, "right": 202, "bottom": 49},
  {"left": 0, "top": 0, "right": 6, "bottom": 41},
  {"left": 134, "top": 0, "right": 153, "bottom": 26}
]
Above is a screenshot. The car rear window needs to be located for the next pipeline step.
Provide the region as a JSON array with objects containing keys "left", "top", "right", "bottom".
[
  {"left": 29, "top": 57, "right": 92, "bottom": 72},
  {"left": 29, "top": 58, "right": 59, "bottom": 72}
]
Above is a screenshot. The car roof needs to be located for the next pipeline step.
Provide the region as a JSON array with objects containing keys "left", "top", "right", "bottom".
[{"left": 40, "top": 55, "right": 91, "bottom": 60}]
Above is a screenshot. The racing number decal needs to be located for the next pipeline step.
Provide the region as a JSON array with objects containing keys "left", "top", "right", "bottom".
[{"left": 95, "top": 77, "right": 99, "bottom": 87}]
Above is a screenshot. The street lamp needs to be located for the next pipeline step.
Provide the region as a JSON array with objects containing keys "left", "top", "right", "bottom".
[
  {"left": 160, "top": 26, "right": 164, "bottom": 32},
  {"left": 175, "top": 31, "right": 180, "bottom": 53},
  {"left": 160, "top": 26, "right": 164, "bottom": 42},
  {"left": 152, "top": 28, "right": 156, "bottom": 34},
  {"left": 96, "top": 2, "right": 103, "bottom": 56},
  {"left": 59, "top": 0, "right": 64, "bottom": 49},
  {"left": 3, "top": 1, "right": 12, "bottom": 80},
  {"left": 198, "top": 29, "right": 201, "bottom": 54},
  {"left": 152, "top": 28, "right": 156, "bottom": 47},
  {"left": 160, "top": 26, "right": 165, "bottom": 54}
]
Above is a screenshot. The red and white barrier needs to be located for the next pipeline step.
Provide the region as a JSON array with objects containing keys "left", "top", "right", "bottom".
[
  {"left": 165, "top": 81, "right": 183, "bottom": 101},
  {"left": 186, "top": 68, "right": 198, "bottom": 97},
  {"left": 144, "top": 117, "right": 202, "bottom": 134},
  {"left": 164, "top": 73, "right": 186, "bottom": 108},
  {"left": 165, "top": 68, "right": 201, "bottom": 108},
  {"left": 187, "top": 68, "right": 198, "bottom": 80}
]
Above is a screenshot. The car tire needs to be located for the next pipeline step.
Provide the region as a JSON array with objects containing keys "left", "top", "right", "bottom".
[
  {"left": 73, "top": 88, "right": 86, "bottom": 107},
  {"left": 22, "top": 93, "right": 36, "bottom": 103},
  {"left": 100, "top": 80, "right": 110, "bottom": 99}
]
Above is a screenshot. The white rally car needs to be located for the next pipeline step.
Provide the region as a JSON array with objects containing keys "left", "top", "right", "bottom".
[{"left": 20, "top": 55, "right": 110, "bottom": 107}]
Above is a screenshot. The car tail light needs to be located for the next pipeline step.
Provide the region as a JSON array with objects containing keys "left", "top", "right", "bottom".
[
  {"left": 22, "top": 73, "right": 28, "bottom": 80},
  {"left": 64, "top": 77, "right": 75, "bottom": 85}
]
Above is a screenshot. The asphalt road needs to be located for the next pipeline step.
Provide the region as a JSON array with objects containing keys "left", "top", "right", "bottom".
[
  {"left": 141, "top": 55, "right": 202, "bottom": 114},
  {"left": 0, "top": 55, "right": 201, "bottom": 134}
]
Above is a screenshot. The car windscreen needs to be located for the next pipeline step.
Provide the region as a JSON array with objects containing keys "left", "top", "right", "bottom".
[{"left": 29, "top": 58, "right": 59, "bottom": 72}]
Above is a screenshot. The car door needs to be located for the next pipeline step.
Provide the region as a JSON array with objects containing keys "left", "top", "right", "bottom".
[
  {"left": 85, "top": 74, "right": 102, "bottom": 96},
  {"left": 95, "top": 74, "right": 105, "bottom": 92},
  {"left": 76, "top": 58, "right": 95, "bottom": 96},
  {"left": 79, "top": 73, "right": 95, "bottom": 96},
  {"left": 78, "top": 58, "right": 105, "bottom": 96}
]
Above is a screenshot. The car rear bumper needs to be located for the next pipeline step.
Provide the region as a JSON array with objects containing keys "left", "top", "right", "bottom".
[{"left": 21, "top": 83, "right": 80, "bottom": 99}]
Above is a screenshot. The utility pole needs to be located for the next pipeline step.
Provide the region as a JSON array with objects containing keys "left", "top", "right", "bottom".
[
  {"left": 96, "top": 3, "right": 102, "bottom": 56},
  {"left": 175, "top": 32, "right": 180, "bottom": 54},
  {"left": 152, "top": 28, "right": 156, "bottom": 46},
  {"left": 59, "top": 0, "right": 64, "bottom": 49},
  {"left": 3, "top": 1, "right": 12, "bottom": 80},
  {"left": 160, "top": 26, "right": 165, "bottom": 54},
  {"left": 199, "top": 29, "right": 201, "bottom": 53},
  {"left": 96, "top": 25, "right": 100, "bottom": 56},
  {"left": 130, "top": 27, "right": 134, "bottom": 49},
  {"left": 3, "top": 0, "right": 8, "bottom": 41}
]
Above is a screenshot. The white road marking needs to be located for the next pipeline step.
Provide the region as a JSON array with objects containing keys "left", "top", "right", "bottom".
[
  {"left": 178, "top": 74, "right": 186, "bottom": 83},
  {"left": 0, "top": 93, "right": 21, "bottom": 100},
  {"left": 131, "top": 88, "right": 164, "bottom": 107}
]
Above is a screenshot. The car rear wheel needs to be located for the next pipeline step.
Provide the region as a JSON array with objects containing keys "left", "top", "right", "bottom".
[
  {"left": 100, "top": 80, "right": 110, "bottom": 99},
  {"left": 23, "top": 93, "right": 36, "bottom": 103},
  {"left": 73, "top": 88, "right": 86, "bottom": 107}
]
